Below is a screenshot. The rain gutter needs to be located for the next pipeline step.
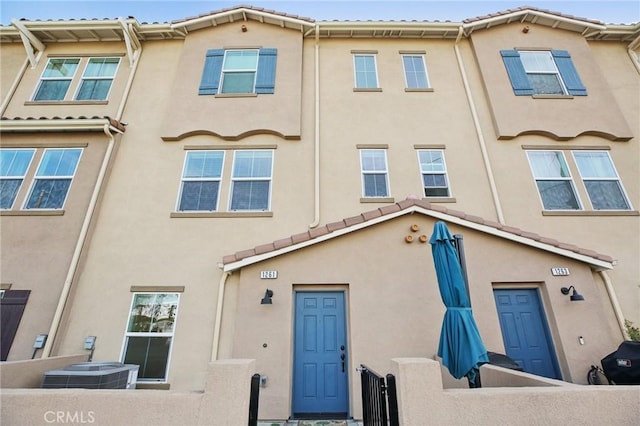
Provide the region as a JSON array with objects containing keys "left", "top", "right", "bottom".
[
  {"left": 210, "top": 271, "right": 231, "bottom": 361},
  {"left": 454, "top": 26, "right": 505, "bottom": 224},
  {"left": 599, "top": 270, "right": 630, "bottom": 340}
]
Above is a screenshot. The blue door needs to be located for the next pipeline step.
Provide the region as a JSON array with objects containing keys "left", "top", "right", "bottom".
[
  {"left": 493, "top": 288, "right": 561, "bottom": 380},
  {"left": 292, "top": 291, "right": 348, "bottom": 418}
]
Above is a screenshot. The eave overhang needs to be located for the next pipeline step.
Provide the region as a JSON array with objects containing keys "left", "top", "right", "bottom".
[{"left": 0, "top": 117, "right": 126, "bottom": 134}]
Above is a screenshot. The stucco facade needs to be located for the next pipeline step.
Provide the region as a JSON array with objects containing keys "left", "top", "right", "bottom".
[{"left": 1, "top": 4, "right": 638, "bottom": 422}]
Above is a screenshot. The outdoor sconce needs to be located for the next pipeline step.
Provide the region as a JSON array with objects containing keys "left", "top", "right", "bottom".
[
  {"left": 241, "top": 25, "right": 247, "bottom": 32},
  {"left": 561, "top": 286, "right": 585, "bottom": 302},
  {"left": 261, "top": 289, "right": 274, "bottom": 305}
]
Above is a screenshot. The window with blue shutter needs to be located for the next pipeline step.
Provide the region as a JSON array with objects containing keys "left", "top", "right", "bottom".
[
  {"left": 501, "top": 49, "right": 586, "bottom": 96},
  {"left": 199, "top": 48, "right": 277, "bottom": 95}
]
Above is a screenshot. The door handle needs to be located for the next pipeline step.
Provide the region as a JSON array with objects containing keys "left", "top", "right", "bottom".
[{"left": 340, "top": 353, "right": 345, "bottom": 372}]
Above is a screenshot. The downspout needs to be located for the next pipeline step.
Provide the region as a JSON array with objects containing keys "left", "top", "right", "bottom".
[
  {"left": 598, "top": 270, "right": 629, "bottom": 340},
  {"left": 454, "top": 26, "right": 505, "bottom": 224},
  {"left": 0, "top": 57, "right": 29, "bottom": 116},
  {"left": 42, "top": 33, "right": 141, "bottom": 357},
  {"left": 42, "top": 124, "right": 121, "bottom": 357},
  {"left": 309, "top": 24, "right": 321, "bottom": 228},
  {"left": 211, "top": 271, "right": 231, "bottom": 361}
]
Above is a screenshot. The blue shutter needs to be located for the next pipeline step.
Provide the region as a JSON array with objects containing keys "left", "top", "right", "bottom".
[
  {"left": 551, "top": 50, "right": 587, "bottom": 96},
  {"left": 255, "top": 48, "right": 277, "bottom": 94},
  {"left": 500, "top": 50, "right": 534, "bottom": 96},
  {"left": 199, "top": 49, "right": 224, "bottom": 95}
]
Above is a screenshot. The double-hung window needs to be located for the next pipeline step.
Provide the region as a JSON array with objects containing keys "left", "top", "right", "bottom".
[
  {"left": 75, "top": 57, "right": 120, "bottom": 100},
  {"left": 33, "top": 57, "right": 120, "bottom": 101},
  {"left": 501, "top": 50, "right": 586, "bottom": 96},
  {"left": 0, "top": 149, "right": 35, "bottom": 209},
  {"left": 178, "top": 151, "right": 224, "bottom": 212},
  {"left": 402, "top": 55, "right": 429, "bottom": 89},
  {"left": 360, "top": 149, "right": 389, "bottom": 197},
  {"left": 122, "top": 293, "right": 179, "bottom": 381},
  {"left": 573, "top": 151, "right": 631, "bottom": 210},
  {"left": 199, "top": 48, "right": 277, "bottom": 95},
  {"left": 25, "top": 148, "right": 82, "bottom": 209},
  {"left": 230, "top": 150, "right": 273, "bottom": 211},
  {"left": 417, "top": 150, "right": 449, "bottom": 197},
  {"left": 526, "top": 151, "right": 581, "bottom": 210},
  {"left": 353, "top": 54, "right": 379, "bottom": 89}
]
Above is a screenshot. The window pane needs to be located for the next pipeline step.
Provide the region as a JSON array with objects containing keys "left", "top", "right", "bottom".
[
  {"left": 37, "top": 149, "right": 82, "bottom": 177},
  {"left": 423, "top": 174, "right": 447, "bottom": 187},
  {"left": 231, "top": 181, "right": 269, "bottom": 210},
  {"left": 528, "top": 152, "right": 570, "bottom": 178},
  {"left": 403, "top": 56, "right": 428, "bottom": 89},
  {"left": 0, "top": 149, "right": 34, "bottom": 176},
  {"left": 34, "top": 80, "right": 72, "bottom": 101},
  {"left": 354, "top": 55, "right": 377, "bottom": 88},
  {"left": 574, "top": 152, "right": 616, "bottom": 178},
  {"left": 184, "top": 151, "right": 223, "bottom": 178},
  {"left": 233, "top": 151, "right": 272, "bottom": 178},
  {"left": 25, "top": 179, "right": 71, "bottom": 209},
  {"left": 83, "top": 58, "right": 119, "bottom": 77},
  {"left": 0, "top": 180, "right": 21, "bottom": 209},
  {"left": 363, "top": 174, "right": 388, "bottom": 197},
  {"left": 224, "top": 50, "right": 258, "bottom": 70},
  {"left": 179, "top": 181, "right": 219, "bottom": 211},
  {"left": 221, "top": 72, "right": 255, "bottom": 94},
  {"left": 520, "top": 52, "right": 556, "bottom": 72},
  {"left": 123, "top": 336, "right": 171, "bottom": 380},
  {"left": 361, "top": 150, "right": 386, "bottom": 171},
  {"left": 537, "top": 180, "right": 580, "bottom": 210},
  {"left": 418, "top": 151, "right": 444, "bottom": 172},
  {"left": 527, "top": 74, "right": 564, "bottom": 95},
  {"left": 584, "top": 181, "right": 630, "bottom": 210},
  {"left": 424, "top": 186, "right": 449, "bottom": 197},
  {"left": 43, "top": 58, "right": 79, "bottom": 78},
  {"left": 128, "top": 293, "right": 178, "bottom": 333},
  {"left": 76, "top": 79, "right": 113, "bottom": 100}
]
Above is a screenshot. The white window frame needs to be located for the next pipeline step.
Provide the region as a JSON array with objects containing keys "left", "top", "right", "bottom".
[
  {"left": 120, "top": 292, "right": 180, "bottom": 383},
  {"left": 177, "top": 150, "right": 225, "bottom": 212},
  {"left": 417, "top": 149, "right": 450, "bottom": 197},
  {"left": 73, "top": 57, "right": 121, "bottom": 101},
  {"left": 402, "top": 54, "right": 430, "bottom": 89},
  {"left": 0, "top": 148, "right": 35, "bottom": 210},
  {"left": 32, "top": 57, "right": 81, "bottom": 101},
  {"left": 526, "top": 150, "right": 582, "bottom": 210},
  {"left": 228, "top": 150, "right": 273, "bottom": 211},
  {"left": 23, "top": 148, "right": 82, "bottom": 210},
  {"left": 220, "top": 49, "right": 259, "bottom": 94},
  {"left": 519, "top": 51, "right": 568, "bottom": 95},
  {"left": 360, "top": 149, "right": 390, "bottom": 198},
  {"left": 353, "top": 54, "right": 379, "bottom": 89},
  {"left": 572, "top": 151, "right": 632, "bottom": 211}
]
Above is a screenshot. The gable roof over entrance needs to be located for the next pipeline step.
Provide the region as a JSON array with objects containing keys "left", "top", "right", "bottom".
[{"left": 222, "top": 198, "right": 614, "bottom": 272}]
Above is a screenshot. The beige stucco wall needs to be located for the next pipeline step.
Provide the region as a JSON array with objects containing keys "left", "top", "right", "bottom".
[
  {"left": 223, "top": 214, "right": 622, "bottom": 420},
  {"left": 2, "top": 42, "right": 131, "bottom": 119},
  {"left": 0, "top": 354, "right": 89, "bottom": 388},
  {"left": 471, "top": 22, "right": 633, "bottom": 140},
  {"left": 161, "top": 22, "right": 303, "bottom": 140},
  {"left": 0, "top": 133, "right": 111, "bottom": 360}
]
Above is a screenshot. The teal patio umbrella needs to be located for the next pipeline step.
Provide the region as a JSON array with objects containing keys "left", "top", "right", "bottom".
[{"left": 429, "top": 221, "right": 489, "bottom": 386}]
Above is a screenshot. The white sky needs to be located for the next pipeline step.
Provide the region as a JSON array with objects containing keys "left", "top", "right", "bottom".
[{"left": 1, "top": 0, "right": 638, "bottom": 26}]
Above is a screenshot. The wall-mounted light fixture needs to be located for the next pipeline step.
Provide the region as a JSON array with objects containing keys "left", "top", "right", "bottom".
[
  {"left": 561, "top": 286, "right": 585, "bottom": 301},
  {"left": 241, "top": 25, "right": 247, "bottom": 32},
  {"left": 261, "top": 289, "right": 273, "bottom": 305}
]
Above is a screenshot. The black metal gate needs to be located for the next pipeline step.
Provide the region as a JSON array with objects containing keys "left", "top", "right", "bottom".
[
  {"left": 248, "top": 373, "right": 260, "bottom": 426},
  {"left": 358, "top": 365, "right": 399, "bottom": 426}
]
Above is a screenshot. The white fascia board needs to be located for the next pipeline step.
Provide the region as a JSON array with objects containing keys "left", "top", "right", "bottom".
[
  {"left": 462, "top": 9, "right": 606, "bottom": 32},
  {"left": 0, "top": 118, "right": 122, "bottom": 134}
]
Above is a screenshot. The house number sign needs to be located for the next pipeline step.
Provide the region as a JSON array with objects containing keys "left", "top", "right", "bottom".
[
  {"left": 551, "top": 267, "right": 570, "bottom": 276},
  {"left": 260, "top": 270, "right": 278, "bottom": 279}
]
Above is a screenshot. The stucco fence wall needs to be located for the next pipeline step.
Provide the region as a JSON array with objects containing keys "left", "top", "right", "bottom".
[{"left": 2, "top": 357, "right": 639, "bottom": 425}]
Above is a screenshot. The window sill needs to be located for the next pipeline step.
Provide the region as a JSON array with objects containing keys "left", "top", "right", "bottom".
[
  {"left": 405, "top": 88, "right": 434, "bottom": 92},
  {"left": 531, "top": 95, "right": 574, "bottom": 99},
  {"left": 353, "top": 88, "right": 382, "bottom": 92},
  {"left": 541, "top": 210, "right": 639, "bottom": 216},
  {"left": 0, "top": 210, "right": 65, "bottom": 216},
  {"left": 360, "top": 197, "right": 395, "bottom": 203},
  {"left": 214, "top": 93, "right": 258, "bottom": 98},
  {"left": 135, "top": 383, "right": 171, "bottom": 390},
  {"left": 422, "top": 197, "right": 456, "bottom": 203},
  {"left": 24, "top": 101, "right": 108, "bottom": 106},
  {"left": 170, "top": 211, "right": 273, "bottom": 218}
]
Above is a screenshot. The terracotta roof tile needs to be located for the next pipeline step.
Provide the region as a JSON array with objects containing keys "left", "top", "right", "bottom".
[
  {"left": 222, "top": 198, "right": 614, "bottom": 268},
  {"left": 171, "top": 4, "right": 315, "bottom": 25},
  {"left": 463, "top": 6, "right": 603, "bottom": 25}
]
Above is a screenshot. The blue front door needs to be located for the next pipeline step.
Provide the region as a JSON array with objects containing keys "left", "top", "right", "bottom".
[
  {"left": 292, "top": 291, "right": 349, "bottom": 418},
  {"left": 493, "top": 288, "right": 561, "bottom": 379}
]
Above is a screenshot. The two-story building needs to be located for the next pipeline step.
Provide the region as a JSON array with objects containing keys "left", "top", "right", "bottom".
[{"left": 1, "top": 5, "right": 638, "bottom": 421}]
